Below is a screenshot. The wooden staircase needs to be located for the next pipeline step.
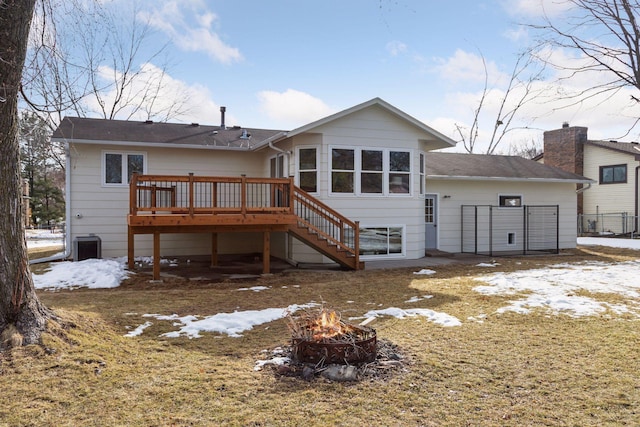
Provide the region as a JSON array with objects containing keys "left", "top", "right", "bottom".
[{"left": 290, "top": 187, "right": 364, "bottom": 270}]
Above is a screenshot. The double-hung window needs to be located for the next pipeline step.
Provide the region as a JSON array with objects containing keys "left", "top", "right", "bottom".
[
  {"left": 331, "top": 148, "right": 355, "bottom": 193},
  {"left": 361, "top": 150, "right": 383, "bottom": 194},
  {"left": 103, "top": 151, "right": 146, "bottom": 186},
  {"left": 330, "top": 147, "right": 411, "bottom": 195},
  {"left": 298, "top": 148, "right": 318, "bottom": 193}
]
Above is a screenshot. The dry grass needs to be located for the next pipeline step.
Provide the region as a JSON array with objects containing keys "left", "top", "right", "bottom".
[{"left": 2, "top": 246, "right": 639, "bottom": 426}]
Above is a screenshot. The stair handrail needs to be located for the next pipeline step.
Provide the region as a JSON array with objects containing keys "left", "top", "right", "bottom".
[{"left": 293, "top": 186, "right": 360, "bottom": 265}]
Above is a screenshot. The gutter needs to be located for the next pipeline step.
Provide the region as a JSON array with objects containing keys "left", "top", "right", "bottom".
[{"left": 29, "top": 142, "right": 73, "bottom": 264}]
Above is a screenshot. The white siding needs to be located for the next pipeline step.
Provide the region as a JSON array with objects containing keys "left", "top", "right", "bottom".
[
  {"left": 426, "top": 180, "right": 578, "bottom": 253},
  {"left": 583, "top": 145, "right": 637, "bottom": 215},
  {"left": 282, "top": 106, "right": 432, "bottom": 262},
  {"left": 68, "top": 143, "right": 271, "bottom": 258}
]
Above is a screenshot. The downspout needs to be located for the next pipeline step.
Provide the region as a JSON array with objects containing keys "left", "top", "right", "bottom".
[
  {"left": 267, "top": 133, "right": 292, "bottom": 175},
  {"left": 29, "top": 142, "right": 73, "bottom": 264},
  {"left": 576, "top": 182, "right": 591, "bottom": 194}
]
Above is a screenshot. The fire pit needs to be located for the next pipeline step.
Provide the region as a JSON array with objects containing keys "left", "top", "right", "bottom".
[{"left": 288, "top": 308, "right": 377, "bottom": 365}]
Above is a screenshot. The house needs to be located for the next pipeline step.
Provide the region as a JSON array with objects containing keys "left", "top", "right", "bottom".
[
  {"left": 541, "top": 124, "right": 640, "bottom": 235},
  {"left": 424, "top": 152, "right": 592, "bottom": 255},
  {"left": 51, "top": 98, "right": 591, "bottom": 277}
]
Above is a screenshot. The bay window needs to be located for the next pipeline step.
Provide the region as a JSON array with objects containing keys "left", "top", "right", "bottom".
[{"left": 330, "top": 147, "right": 412, "bottom": 195}]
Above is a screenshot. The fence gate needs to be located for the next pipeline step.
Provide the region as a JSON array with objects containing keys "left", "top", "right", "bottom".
[{"left": 461, "top": 205, "right": 559, "bottom": 256}]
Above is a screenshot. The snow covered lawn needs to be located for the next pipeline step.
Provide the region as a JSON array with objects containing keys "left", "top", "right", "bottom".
[{"left": 31, "top": 237, "right": 640, "bottom": 338}]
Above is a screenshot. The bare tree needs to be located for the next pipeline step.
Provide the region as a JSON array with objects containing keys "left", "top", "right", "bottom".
[
  {"left": 21, "top": 0, "right": 189, "bottom": 131},
  {"left": 503, "top": 138, "right": 544, "bottom": 159},
  {"left": 0, "top": 0, "right": 52, "bottom": 347},
  {"left": 455, "top": 49, "right": 547, "bottom": 154},
  {"left": 532, "top": 0, "right": 640, "bottom": 133}
]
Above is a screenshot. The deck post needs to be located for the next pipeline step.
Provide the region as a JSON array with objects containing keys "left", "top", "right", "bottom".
[
  {"left": 153, "top": 232, "right": 161, "bottom": 280},
  {"left": 188, "top": 173, "right": 194, "bottom": 217},
  {"left": 354, "top": 221, "right": 360, "bottom": 270},
  {"left": 128, "top": 228, "right": 134, "bottom": 270},
  {"left": 288, "top": 177, "right": 294, "bottom": 214},
  {"left": 263, "top": 231, "right": 270, "bottom": 274},
  {"left": 211, "top": 232, "right": 218, "bottom": 267},
  {"left": 241, "top": 174, "right": 247, "bottom": 215}
]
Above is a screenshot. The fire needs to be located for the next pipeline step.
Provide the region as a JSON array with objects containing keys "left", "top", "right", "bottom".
[{"left": 308, "top": 308, "right": 354, "bottom": 341}]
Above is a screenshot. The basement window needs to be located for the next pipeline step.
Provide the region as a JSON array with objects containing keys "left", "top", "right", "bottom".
[{"left": 359, "top": 226, "right": 404, "bottom": 257}]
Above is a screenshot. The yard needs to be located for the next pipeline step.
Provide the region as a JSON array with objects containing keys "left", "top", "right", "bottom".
[{"left": 2, "top": 242, "right": 639, "bottom": 426}]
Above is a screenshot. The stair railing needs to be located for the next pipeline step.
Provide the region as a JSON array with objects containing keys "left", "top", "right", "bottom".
[{"left": 293, "top": 186, "right": 360, "bottom": 267}]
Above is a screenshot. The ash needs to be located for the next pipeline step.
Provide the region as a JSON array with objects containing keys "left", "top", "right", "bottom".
[{"left": 255, "top": 339, "right": 409, "bottom": 382}]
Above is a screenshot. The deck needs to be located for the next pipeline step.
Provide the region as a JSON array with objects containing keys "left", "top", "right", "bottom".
[{"left": 128, "top": 174, "right": 363, "bottom": 279}]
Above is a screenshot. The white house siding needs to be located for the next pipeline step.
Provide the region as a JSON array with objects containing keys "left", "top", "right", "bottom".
[
  {"left": 282, "top": 106, "right": 433, "bottom": 263},
  {"left": 425, "top": 180, "right": 578, "bottom": 253},
  {"left": 583, "top": 145, "right": 638, "bottom": 215},
  {"left": 69, "top": 143, "right": 270, "bottom": 259}
]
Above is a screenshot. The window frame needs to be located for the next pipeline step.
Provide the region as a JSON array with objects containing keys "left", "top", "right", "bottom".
[
  {"left": 328, "top": 146, "right": 412, "bottom": 196},
  {"left": 296, "top": 146, "right": 318, "bottom": 193},
  {"left": 498, "top": 194, "right": 523, "bottom": 208},
  {"left": 599, "top": 164, "right": 627, "bottom": 184},
  {"left": 419, "top": 152, "right": 425, "bottom": 195},
  {"left": 358, "top": 224, "right": 406, "bottom": 258},
  {"left": 101, "top": 150, "right": 147, "bottom": 187}
]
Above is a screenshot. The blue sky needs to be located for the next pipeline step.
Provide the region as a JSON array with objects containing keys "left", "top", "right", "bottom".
[{"left": 72, "top": 0, "right": 640, "bottom": 152}]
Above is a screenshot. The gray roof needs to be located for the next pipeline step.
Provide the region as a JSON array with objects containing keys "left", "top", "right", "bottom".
[
  {"left": 51, "top": 117, "right": 285, "bottom": 150},
  {"left": 427, "top": 152, "right": 593, "bottom": 183},
  {"left": 586, "top": 139, "right": 640, "bottom": 156}
]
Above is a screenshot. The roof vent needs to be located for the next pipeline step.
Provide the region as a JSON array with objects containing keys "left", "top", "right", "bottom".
[
  {"left": 562, "top": 122, "right": 569, "bottom": 128},
  {"left": 145, "top": 120, "right": 153, "bottom": 124},
  {"left": 191, "top": 123, "right": 199, "bottom": 127},
  {"left": 240, "top": 129, "right": 251, "bottom": 139}
]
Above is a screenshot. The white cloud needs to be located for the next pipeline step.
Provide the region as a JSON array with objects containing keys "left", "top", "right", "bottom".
[
  {"left": 386, "top": 41, "right": 408, "bottom": 56},
  {"left": 83, "top": 62, "right": 235, "bottom": 125},
  {"left": 433, "top": 49, "right": 507, "bottom": 86},
  {"left": 257, "top": 89, "right": 335, "bottom": 128},
  {"left": 505, "top": 0, "right": 573, "bottom": 18},
  {"left": 138, "top": 1, "right": 242, "bottom": 64}
]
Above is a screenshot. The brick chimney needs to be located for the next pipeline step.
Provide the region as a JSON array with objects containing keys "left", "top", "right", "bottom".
[{"left": 543, "top": 124, "right": 588, "bottom": 213}]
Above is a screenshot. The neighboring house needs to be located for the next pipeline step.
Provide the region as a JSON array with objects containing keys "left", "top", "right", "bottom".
[
  {"left": 51, "top": 98, "right": 590, "bottom": 275},
  {"left": 541, "top": 124, "right": 640, "bottom": 235}
]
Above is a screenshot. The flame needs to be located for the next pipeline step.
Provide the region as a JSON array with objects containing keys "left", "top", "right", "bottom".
[{"left": 307, "top": 308, "right": 354, "bottom": 341}]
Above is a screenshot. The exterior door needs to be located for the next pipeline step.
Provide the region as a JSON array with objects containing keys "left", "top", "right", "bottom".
[{"left": 425, "top": 194, "right": 437, "bottom": 250}]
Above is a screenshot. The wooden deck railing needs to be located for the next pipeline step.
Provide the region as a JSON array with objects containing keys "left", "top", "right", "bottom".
[
  {"left": 293, "top": 186, "right": 360, "bottom": 264},
  {"left": 130, "top": 173, "right": 294, "bottom": 217},
  {"left": 128, "top": 173, "right": 361, "bottom": 270}
]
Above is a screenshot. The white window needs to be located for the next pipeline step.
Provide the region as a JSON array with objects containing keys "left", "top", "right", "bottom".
[
  {"left": 102, "top": 151, "right": 146, "bottom": 186},
  {"left": 419, "top": 153, "right": 425, "bottom": 195},
  {"left": 331, "top": 148, "right": 355, "bottom": 193},
  {"left": 329, "top": 147, "right": 412, "bottom": 195},
  {"left": 298, "top": 148, "right": 318, "bottom": 193},
  {"left": 359, "top": 225, "right": 404, "bottom": 257},
  {"left": 270, "top": 153, "right": 286, "bottom": 178},
  {"left": 389, "top": 151, "right": 410, "bottom": 194},
  {"left": 361, "top": 150, "right": 383, "bottom": 194}
]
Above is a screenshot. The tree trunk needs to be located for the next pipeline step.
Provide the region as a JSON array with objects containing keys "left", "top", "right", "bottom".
[{"left": 0, "top": 0, "right": 51, "bottom": 346}]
